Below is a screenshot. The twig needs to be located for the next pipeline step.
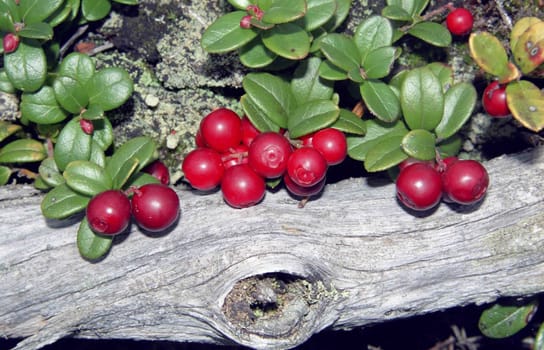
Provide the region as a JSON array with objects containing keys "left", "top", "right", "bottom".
[
  {"left": 59, "top": 24, "right": 89, "bottom": 58},
  {"left": 494, "top": 0, "right": 513, "bottom": 30}
]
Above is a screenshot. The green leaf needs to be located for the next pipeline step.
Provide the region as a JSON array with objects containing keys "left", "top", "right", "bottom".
[
  {"left": 512, "top": 21, "right": 544, "bottom": 75},
  {"left": 506, "top": 80, "right": 544, "bottom": 132},
  {"left": 347, "top": 118, "right": 408, "bottom": 161},
  {"left": 381, "top": 5, "right": 412, "bottom": 21},
  {"left": 77, "top": 217, "right": 113, "bottom": 261},
  {"left": 479, "top": 301, "right": 538, "bottom": 339},
  {"left": 64, "top": 160, "right": 112, "bottom": 196},
  {"left": 262, "top": 23, "right": 310, "bottom": 60},
  {"left": 240, "top": 94, "right": 281, "bottom": 132},
  {"left": 238, "top": 38, "right": 277, "bottom": 68},
  {"left": 89, "top": 141, "right": 106, "bottom": 168},
  {"left": 400, "top": 67, "right": 444, "bottom": 131},
  {"left": 437, "top": 134, "right": 462, "bottom": 158},
  {"left": 46, "top": 1, "right": 73, "bottom": 27},
  {"left": 364, "top": 133, "right": 407, "bottom": 172},
  {"left": 228, "top": 0, "right": 254, "bottom": 10},
  {"left": 0, "top": 120, "right": 22, "bottom": 143},
  {"left": 322, "top": 0, "right": 351, "bottom": 31},
  {"left": 510, "top": 17, "right": 542, "bottom": 52},
  {"left": 412, "top": 0, "right": 430, "bottom": 16},
  {"left": 87, "top": 67, "right": 133, "bottom": 111},
  {"left": 53, "top": 76, "right": 89, "bottom": 114},
  {"left": 0, "top": 165, "right": 10, "bottom": 185},
  {"left": 17, "top": 22, "right": 53, "bottom": 40},
  {"left": 360, "top": 80, "right": 401, "bottom": 122},
  {"left": 469, "top": 32, "right": 520, "bottom": 83},
  {"left": 41, "top": 183, "right": 90, "bottom": 219},
  {"left": 81, "top": 0, "right": 111, "bottom": 21},
  {"left": 318, "top": 59, "right": 348, "bottom": 80},
  {"left": 401, "top": 129, "right": 436, "bottom": 160},
  {"left": 0, "top": 0, "right": 18, "bottom": 25},
  {"left": 298, "top": 0, "right": 336, "bottom": 31},
  {"left": 0, "top": 69, "right": 16, "bottom": 94},
  {"left": 4, "top": 39, "right": 47, "bottom": 92},
  {"left": 58, "top": 52, "right": 95, "bottom": 85},
  {"left": 0, "top": 6, "right": 15, "bottom": 33},
  {"left": 243, "top": 72, "right": 294, "bottom": 128},
  {"left": 320, "top": 33, "right": 361, "bottom": 72},
  {"left": 330, "top": 109, "right": 366, "bottom": 135},
  {"left": 21, "top": 86, "right": 69, "bottom": 124},
  {"left": 435, "top": 82, "right": 476, "bottom": 139},
  {"left": 288, "top": 99, "right": 340, "bottom": 138},
  {"left": 125, "top": 171, "right": 160, "bottom": 188},
  {"left": 18, "top": 0, "right": 64, "bottom": 24},
  {"left": 201, "top": 11, "right": 260, "bottom": 53},
  {"left": 0, "top": 139, "right": 46, "bottom": 163},
  {"left": 91, "top": 117, "right": 114, "bottom": 150},
  {"left": 39, "top": 157, "right": 65, "bottom": 187},
  {"left": 408, "top": 21, "right": 451, "bottom": 47},
  {"left": 105, "top": 136, "right": 157, "bottom": 189},
  {"left": 291, "top": 57, "right": 334, "bottom": 105},
  {"left": 54, "top": 118, "right": 93, "bottom": 171},
  {"left": 81, "top": 104, "right": 104, "bottom": 120},
  {"left": 426, "top": 62, "right": 453, "bottom": 93},
  {"left": 261, "top": 0, "right": 306, "bottom": 24},
  {"left": 354, "top": 15, "right": 393, "bottom": 61},
  {"left": 362, "top": 46, "right": 397, "bottom": 79}
]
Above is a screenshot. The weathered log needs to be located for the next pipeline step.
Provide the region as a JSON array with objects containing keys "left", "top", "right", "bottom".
[{"left": 1, "top": 147, "right": 544, "bottom": 350}]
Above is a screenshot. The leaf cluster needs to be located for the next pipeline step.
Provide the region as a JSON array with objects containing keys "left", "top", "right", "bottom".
[{"left": 469, "top": 17, "right": 544, "bottom": 132}]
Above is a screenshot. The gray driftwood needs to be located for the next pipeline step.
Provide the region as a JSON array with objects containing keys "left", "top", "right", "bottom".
[{"left": 1, "top": 147, "right": 544, "bottom": 350}]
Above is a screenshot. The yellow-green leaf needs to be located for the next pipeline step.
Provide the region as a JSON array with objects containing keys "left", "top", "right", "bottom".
[
  {"left": 0, "top": 139, "right": 46, "bottom": 163},
  {"left": 469, "top": 32, "right": 520, "bottom": 83},
  {"left": 512, "top": 21, "right": 544, "bottom": 75},
  {"left": 506, "top": 80, "right": 544, "bottom": 132}
]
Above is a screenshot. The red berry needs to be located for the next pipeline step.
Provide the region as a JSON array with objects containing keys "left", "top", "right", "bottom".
[
  {"left": 143, "top": 160, "right": 170, "bottom": 185},
  {"left": 287, "top": 147, "right": 328, "bottom": 187},
  {"left": 446, "top": 8, "right": 473, "bottom": 36},
  {"left": 248, "top": 131, "right": 292, "bottom": 178},
  {"left": 195, "top": 128, "right": 207, "bottom": 148},
  {"left": 442, "top": 159, "right": 489, "bottom": 205},
  {"left": 246, "top": 5, "right": 264, "bottom": 20},
  {"left": 200, "top": 108, "right": 242, "bottom": 152},
  {"left": 221, "top": 144, "right": 249, "bottom": 169},
  {"left": 284, "top": 173, "right": 326, "bottom": 197},
  {"left": 240, "top": 15, "right": 252, "bottom": 29},
  {"left": 79, "top": 118, "right": 94, "bottom": 135},
  {"left": 131, "top": 184, "right": 180, "bottom": 232},
  {"left": 221, "top": 164, "right": 265, "bottom": 208},
  {"left": 311, "top": 128, "right": 347, "bottom": 165},
  {"left": 241, "top": 116, "right": 261, "bottom": 147},
  {"left": 86, "top": 190, "right": 131, "bottom": 235},
  {"left": 434, "top": 156, "right": 458, "bottom": 173},
  {"left": 182, "top": 148, "right": 225, "bottom": 191},
  {"left": 396, "top": 163, "right": 442, "bottom": 211},
  {"left": 482, "top": 81, "right": 510, "bottom": 117},
  {"left": 3, "top": 33, "right": 19, "bottom": 53}
]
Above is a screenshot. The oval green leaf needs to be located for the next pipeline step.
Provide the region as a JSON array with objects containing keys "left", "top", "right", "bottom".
[
  {"left": 426, "top": 62, "right": 453, "bottom": 93},
  {"left": 54, "top": 118, "right": 93, "bottom": 171},
  {"left": 58, "top": 52, "right": 95, "bottom": 85},
  {"left": 53, "top": 75, "right": 89, "bottom": 114},
  {"left": 330, "top": 108, "right": 366, "bottom": 135},
  {"left": 91, "top": 117, "right": 114, "bottom": 150},
  {"left": 434, "top": 82, "right": 476, "bottom": 139},
  {"left": 506, "top": 80, "right": 544, "bottom": 132},
  {"left": 240, "top": 94, "right": 281, "bottom": 132},
  {"left": 298, "top": 0, "right": 336, "bottom": 31},
  {"left": 362, "top": 46, "right": 397, "bottom": 79},
  {"left": 87, "top": 67, "right": 133, "bottom": 111},
  {"left": 262, "top": 23, "right": 310, "bottom": 60},
  {"left": 201, "top": 11, "right": 259, "bottom": 53},
  {"left": 4, "top": 39, "right": 47, "bottom": 92},
  {"left": 469, "top": 32, "right": 520, "bottom": 83},
  {"left": 381, "top": 5, "right": 412, "bottom": 21},
  {"left": 0, "top": 139, "right": 46, "bottom": 163},
  {"left": 408, "top": 21, "right": 451, "bottom": 47},
  {"left": 479, "top": 301, "right": 538, "bottom": 339},
  {"left": 39, "top": 157, "right": 65, "bottom": 187},
  {"left": 0, "top": 121, "right": 22, "bottom": 143},
  {"left": 288, "top": 99, "right": 340, "bottom": 139},
  {"left": 261, "top": 0, "right": 306, "bottom": 24},
  {"left": 17, "top": 22, "right": 53, "bottom": 40},
  {"left": 77, "top": 217, "right": 113, "bottom": 261},
  {"left": 400, "top": 67, "right": 444, "bottom": 131},
  {"left": 401, "top": 129, "right": 436, "bottom": 160},
  {"left": 318, "top": 59, "right": 348, "bottom": 80},
  {"left": 64, "top": 160, "right": 112, "bottom": 196},
  {"left": 354, "top": 15, "right": 393, "bottom": 60},
  {"left": 81, "top": 0, "right": 111, "bottom": 21},
  {"left": 322, "top": 0, "right": 351, "bottom": 31},
  {"left": 21, "top": 86, "right": 69, "bottom": 125},
  {"left": 0, "top": 69, "right": 16, "bottom": 94},
  {"left": 364, "top": 133, "right": 408, "bottom": 172},
  {"left": 238, "top": 38, "right": 277, "bottom": 68},
  {"left": 291, "top": 56, "right": 334, "bottom": 105},
  {"left": 360, "top": 80, "right": 401, "bottom": 123},
  {"left": 0, "top": 165, "right": 10, "bottom": 185},
  {"left": 19, "top": 0, "right": 64, "bottom": 24},
  {"left": 347, "top": 119, "right": 408, "bottom": 161},
  {"left": 320, "top": 33, "right": 361, "bottom": 72},
  {"left": 41, "top": 183, "right": 90, "bottom": 219}
]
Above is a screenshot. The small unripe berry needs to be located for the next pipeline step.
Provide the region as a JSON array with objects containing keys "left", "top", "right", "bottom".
[{"left": 3, "top": 33, "right": 19, "bottom": 53}]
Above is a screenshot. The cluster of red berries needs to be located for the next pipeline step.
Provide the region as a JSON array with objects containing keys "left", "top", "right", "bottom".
[
  {"left": 86, "top": 161, "right": 180, "bottom": 235},
  {"left": 182, "top": 108, "right": 347, "bottom": 208},
  {"left": 396, "top": 156, "right": 489, "bottom": 211},
  {"left": 2, "top": 33, "right": 19, "bottom": 53}
]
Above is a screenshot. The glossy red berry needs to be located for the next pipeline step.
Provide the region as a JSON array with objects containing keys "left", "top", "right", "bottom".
[
  {"left": 86, "top": 190, "right": 131, "bottom": 235},
  {"left": 241, "top": 116, "right": 261, "bottom": 147},
  {"left": 143, "top": 160, "right": 170, "bottom": 185},
  {"left": 248, "top": 131, "right": 292, "bottom": 178},
  {"left": 311, "top": 128, "right": 347, "bottom": 165},
  {"left": 200, "top": 108, "right": 242, "bottom": 152},
  {"left": 79, "top": 118, "right": 94, "bottom": 135},
  {"left": 182, "top": 148, "right": 225, "bottom": 191},
  {"left": 287, "top": 146, "right": 328, "bottom": 187},
  {"left": 131, "top": 184, "right": 180, "bottom": 232},
  {"left": 284, "top": 173, "right": 326, "bottom": 197},
  {"left": 3, "top": 33, "right": 19, "bottom": 53},
  {"left": 442, "top": 159, "right": 489, "bottom": 205},
  {"left": 482, "top": 81, "right": 510, "bottom": 117},
  {"left": 446, "top": 8, "right": 473, "bottom": 36},
  {"left": 396, "top": 163, "right": 442, "bottom": 211},
  {"left": 221, "top": 164, "right": 265, "bottom": 208}
]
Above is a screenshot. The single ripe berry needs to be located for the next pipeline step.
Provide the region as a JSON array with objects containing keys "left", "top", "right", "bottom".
[
  {"left": 240, "top": 15, "right": 252, "bottom": 29},
  {"left": 200, "top": 108, "right": 242, "bottom": 152},
  {"left": 131, "top": 184, "right": 180, "bottom": 232},
  {"left": 86, "top": 190, "right": 131, "bottom": 235},
  {"left": 241, "top": 116, "right": 261, "bottom": 147},
  {"left": 79, "top": 118, "right": 94, "bottom": 135},
  {"left": 248, "top": 131, "right": 292, "bottom": 178},
  {"left": 311, "top": 128, "right": 347, "bottom": 165},
  {"left": 446, "top": 8, "right": 473, "bottom": 36},
  {"left": 287, "top": 147, "right": 328, "bottom": 187},
  {"left": 182, "top": 148, "right": 225, "bottom": 191},
  {"left": 442, "top": 159, "right": 489, "bottom": 205},
  {"left": 221, "top": 164, "right": 265, "bottom": 208},
  {"left": 3, "top": 33, "right": 19, "bottom": 53},
  {"left": 396, "top": 163, "right": 442, "bottom": 211},
  {"left": 284, "top": 173, "right": 326, "bottom": 198},
  {"left": 143, "top": 160, "right": 170, "bottom": 185},
  {"left": 482, "top": 81, "right": 510, "bottom": 117}
]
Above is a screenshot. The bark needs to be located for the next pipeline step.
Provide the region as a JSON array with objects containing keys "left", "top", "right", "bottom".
[{"left": 1, "top": 147, "right": 544, "bottom": 350}]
